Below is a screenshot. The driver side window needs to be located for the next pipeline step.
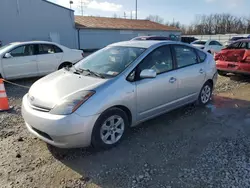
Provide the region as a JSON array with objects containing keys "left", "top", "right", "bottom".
[{"left": 138, "top": 45, "right": 173, "bottom": 74}]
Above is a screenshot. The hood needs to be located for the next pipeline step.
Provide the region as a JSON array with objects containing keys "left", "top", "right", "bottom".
[{"left": 28, "top": 70, "right": 107, "bottom": 109}]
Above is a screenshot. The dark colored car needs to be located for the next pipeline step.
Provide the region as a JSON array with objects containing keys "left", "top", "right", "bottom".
[
  {"left": 215, "top": 39, "right": 250, "bottom": 76},
  {"left": 131, "top": 35, "right": 179, "bottom": 41},
  {"left": 225, "top": 35, "right": 250, "bottom": 46},
  {"left": 181, "top": 36, "right": 198, "bottom": 44}
]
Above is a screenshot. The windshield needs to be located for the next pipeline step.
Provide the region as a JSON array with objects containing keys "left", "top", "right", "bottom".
[
  {"left": 74, "top": 46, "right": 145, "bottom": 78},
  {"left": 0, "top": 43, "right": 12, "bottom": 51},
  {"left": 192, "top": 41, "right": 206, "bottom": 45}
]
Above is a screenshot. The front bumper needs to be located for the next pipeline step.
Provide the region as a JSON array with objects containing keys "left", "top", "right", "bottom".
[{"left": 22, "top": 94, "right": 99, "bottom": 148}]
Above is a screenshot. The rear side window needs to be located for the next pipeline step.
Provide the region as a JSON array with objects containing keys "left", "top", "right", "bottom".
[
  {"left": 54, "top": 45, "right": 63, "bottom": 53},
  {"left": 196, "top": 50, "right": 207, "bottom": 63},
  {"left": 173, "top": 45, "right": 198, "bottom": 68},
  {"left": 38, "top": 44, "right": 62, "bottom": 54},
  {"left": 247, "top": 42, "right": 250, "bottom": 49}
]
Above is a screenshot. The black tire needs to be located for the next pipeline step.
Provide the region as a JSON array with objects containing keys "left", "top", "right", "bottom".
[
  {"left": 197, "top": 82, "right": 213, "bottom": 106},
  {"left": 91, "top": 108, "right": 129, "bottom": 149},
  {"left": 218, "top": 70, "right": 227, "bottom": 76},
  {"left": 58, "top": 62, "right": 72, "bottom": 70}
]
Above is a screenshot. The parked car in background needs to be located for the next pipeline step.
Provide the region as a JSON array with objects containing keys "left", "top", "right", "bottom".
[
  {"left": 215, "top": 39, "right": 250, "bottom": 76},
  {"left": 131, "top": 34, "right": 179, "bottom": 41},
  {"left": 181, "top": 36, "right": 198, "bottom": 44},
  {"left": 0, "top": 41, "right": 84, "bottom": 80},
  {"left": 22, "top": 40, "right": 217, "bottom": 149},
  {"left": 191, "top": 40, "right": 224, "bottom": 54},
  {"left": 224, "top": 35, "right": 250, "bottom": 47}
]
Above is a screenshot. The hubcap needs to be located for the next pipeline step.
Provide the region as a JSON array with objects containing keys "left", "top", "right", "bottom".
[
  {"left": 100, "top": 115, "right": 125, "bottom": 145},
  {"left": 201, "top": 85, "right": 211, "bottom": 104}
]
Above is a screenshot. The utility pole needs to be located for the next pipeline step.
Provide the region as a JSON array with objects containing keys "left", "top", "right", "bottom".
[
  {"left": 135, "top": 0, "right": 137, "bottom": 19},
  {"left": 79, "top": 0, "right": 84, "bottom": 16},
  {"left": 124, "top": 12, "right": 127, "bottom": 19}
]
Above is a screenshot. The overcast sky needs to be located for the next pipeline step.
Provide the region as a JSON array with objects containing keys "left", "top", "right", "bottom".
[{"left": 49, "top": 0, "right": 250, "bottom": 24}]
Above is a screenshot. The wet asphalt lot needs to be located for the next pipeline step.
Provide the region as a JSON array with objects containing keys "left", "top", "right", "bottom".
[{"left": 0, "top": 75, "right": 250, "bottom": 188}]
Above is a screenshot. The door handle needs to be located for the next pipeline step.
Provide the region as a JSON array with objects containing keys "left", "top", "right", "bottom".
[
  {"left": 199, "top": 69, "right": 204, "bottom": 74},
  {"left": 169, "top": 77, "right": 177, "bottom": 83}
]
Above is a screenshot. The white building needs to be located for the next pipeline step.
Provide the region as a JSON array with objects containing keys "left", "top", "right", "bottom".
[
  {"left": 75, "top": 16, "right": 181, "bottom": 50},
  {"left": 0, "top": 0, "right": 77, "bottom": 48}
]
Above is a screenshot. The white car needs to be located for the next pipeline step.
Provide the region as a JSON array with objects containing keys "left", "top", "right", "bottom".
[
  {"left": 0, "top": 41, "right": 84, "bottom": 80},
  {"left": 191, "top": 40, "right": 224, "bottom": 54}
]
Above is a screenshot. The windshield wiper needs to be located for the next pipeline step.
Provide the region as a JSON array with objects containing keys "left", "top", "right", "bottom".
[{"left": 78, "top": 68, "right": 105, "bottom": 79}]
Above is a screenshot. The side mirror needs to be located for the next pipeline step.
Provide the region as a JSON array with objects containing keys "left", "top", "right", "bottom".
[
  {"left": 4, "top": 53, "right": 12, "bottom": 58},
  {"left": 140, "top": 69, "right": 157, "bottom": 79}
]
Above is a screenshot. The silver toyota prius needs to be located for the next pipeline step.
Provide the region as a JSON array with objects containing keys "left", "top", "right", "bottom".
[{"left": 22, "top": 40, "right": 217, "bottom": 149}]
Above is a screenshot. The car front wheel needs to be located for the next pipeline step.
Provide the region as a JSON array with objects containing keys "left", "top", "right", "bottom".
[{"left": 91, "top": 108, "right": 129, "bottom": 149}]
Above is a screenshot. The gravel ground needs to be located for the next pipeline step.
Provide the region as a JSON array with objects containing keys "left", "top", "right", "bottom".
[{"left": 0, "top": 75, "right": 250, "bottom": 188}]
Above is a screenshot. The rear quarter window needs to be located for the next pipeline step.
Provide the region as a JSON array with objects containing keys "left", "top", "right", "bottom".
[{"left": 196, "top": 50, "right": 207, "bottom": 63}]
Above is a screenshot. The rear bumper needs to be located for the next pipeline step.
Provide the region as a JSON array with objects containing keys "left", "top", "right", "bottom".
[
  {"left": 22, "top": 94, "right": 99, "bottom": 148},
  {"left": 216, "top": 60, "right": 250, "bottom": 75}
]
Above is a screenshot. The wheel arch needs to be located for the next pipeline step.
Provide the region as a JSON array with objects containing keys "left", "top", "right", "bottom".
[
  {"left": 100, "top": 105, "right": 133, "bottom": 127},
  {"left": 58, "top": 62, "right": 72, "bottom": 70}
]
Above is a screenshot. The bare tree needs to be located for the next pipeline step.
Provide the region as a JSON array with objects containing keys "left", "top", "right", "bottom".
[
  {"left": 184, "top": 13, "right": 249, "bottom": 35},
  {"left": 146, "top": 15, "right": 164, "bottom": 24}
]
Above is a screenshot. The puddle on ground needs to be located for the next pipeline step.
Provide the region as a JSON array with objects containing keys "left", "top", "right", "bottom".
[{"left": 205, "top": 95, "right": 250, "bottom": 117}]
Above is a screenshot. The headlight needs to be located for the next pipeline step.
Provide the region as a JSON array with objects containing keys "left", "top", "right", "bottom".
[{"left": 50, "top": 90, "right": 95, "bottom": 115}]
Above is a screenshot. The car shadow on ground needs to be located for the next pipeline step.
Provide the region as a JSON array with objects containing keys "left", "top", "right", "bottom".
[
  {"left": 228, "top": 74, "right": 250, "bottom": 83},
  {"left": 48, "top": 95, "right": 250, "bottom": 188}
]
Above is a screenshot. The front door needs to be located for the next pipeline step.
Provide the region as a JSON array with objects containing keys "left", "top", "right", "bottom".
[
  {"left": 2, "top": 44, "right": 38, "bottom": 79},
  {"left": 171, "top": 44, "right": 206, "bottom": 104},
  {"left": 135, "top": 45, "right": 178, "bottom": 121}
]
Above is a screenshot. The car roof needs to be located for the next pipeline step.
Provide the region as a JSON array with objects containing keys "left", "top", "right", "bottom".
[
  {"left": 9, "top": 41, "right": 58, "bottom": 45},
  {"left": 232, "top": 39, "right": 250, "bottom": 42},
  {"left": 109, "top": 40, "right": 176, "bottom": 48}
]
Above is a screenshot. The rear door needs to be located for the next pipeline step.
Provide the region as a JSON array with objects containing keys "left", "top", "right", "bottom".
[
  {"left": 2, "top": 44, "right": 38, "bottom": 79},
  {"left": 36, "top": 44, "right": 63, "bottom": 75},
  {"left": 171, "top": 44, "right": 206, "bottom": 104}
]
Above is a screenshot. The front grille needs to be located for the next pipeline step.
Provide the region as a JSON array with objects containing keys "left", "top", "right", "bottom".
[{"left": 31, "top": 127, "right": 53, "bottom": 141}]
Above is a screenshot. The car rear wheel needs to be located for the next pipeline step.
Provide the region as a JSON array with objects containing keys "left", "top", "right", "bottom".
[
  {"left": 218, "top": 70, "right": 227, "bottom": 76},
  {"left": 91, "top": 108, "right": 128, "bottom": 149},
  {"left": 197, "top": 82, "right": 213, "bottom": 105}
]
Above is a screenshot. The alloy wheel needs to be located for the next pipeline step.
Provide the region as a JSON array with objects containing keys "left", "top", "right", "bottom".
[{"left": 100, "top": 115, "right": 125, "bottom": 145}]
